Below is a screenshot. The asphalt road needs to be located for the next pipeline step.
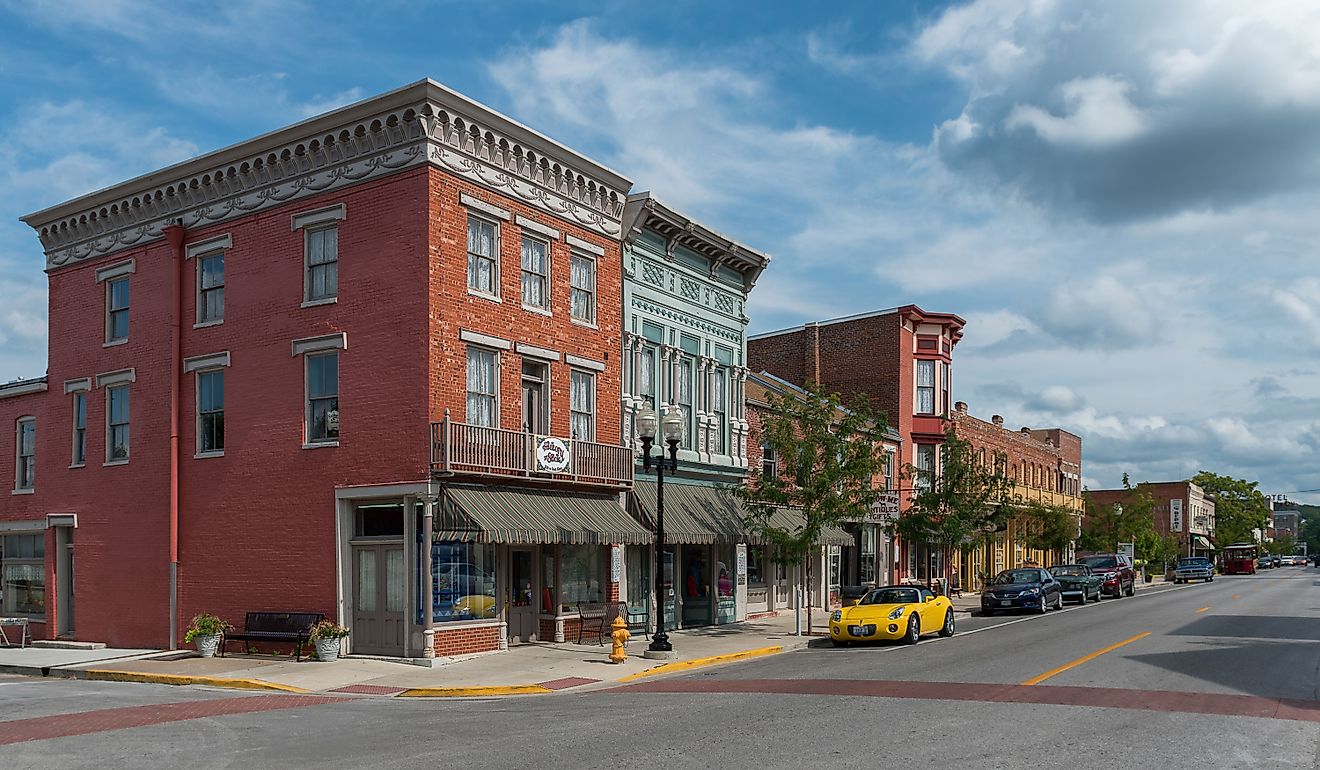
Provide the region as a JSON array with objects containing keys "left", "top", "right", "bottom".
[{"left": 3, "top": 569, "right": 1319, "bottom": 769}]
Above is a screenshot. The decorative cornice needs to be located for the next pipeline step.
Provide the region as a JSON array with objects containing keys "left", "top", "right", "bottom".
[
  {"left": 26, "top": 80, "right": 632, "bottom": 272},
  {"left": 632, "top": 296, "right": 742, "bottom": 344},
  {"left": 630, "top": 255, "right": 745, "bottom": 322}
]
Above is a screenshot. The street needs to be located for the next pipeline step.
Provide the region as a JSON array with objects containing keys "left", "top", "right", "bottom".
[{"left": 3, "top": 569, "right": 1319, "bottom": 769}]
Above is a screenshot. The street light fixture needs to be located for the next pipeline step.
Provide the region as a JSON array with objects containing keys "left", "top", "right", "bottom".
[{"left": 636, "top": 403, "right": 682, "bottom": 658}]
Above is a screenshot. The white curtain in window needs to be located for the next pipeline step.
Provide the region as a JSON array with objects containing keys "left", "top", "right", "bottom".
[
  {"left": 571, "top": 370, "right": 595, "bottom": 441},
  {"left": 571, "top": 253, "right": 594, "bottom": 320},
  {"left": 638, "top": 348, "right": 655, "bottom": 403},
  {"left": 466, "top": 348, "right": 497, "bottom": 426},
  {"left": 521, "top": 237, "right": 546, "bottom": 307}
]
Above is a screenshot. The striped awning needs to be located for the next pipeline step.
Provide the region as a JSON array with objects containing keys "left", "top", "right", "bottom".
[
  {"left": 631, "top": 481, "right": 856, "bottom": 547},
  {"left": 437, "top": 485, "right": 651, "bottom": 545}
]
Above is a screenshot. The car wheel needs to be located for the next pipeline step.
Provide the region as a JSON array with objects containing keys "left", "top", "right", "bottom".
[
  {"left": 939, "top": 610, "right": 954, "bottom": 638},
  {"left": 905, "top": 615, "right": 920, "bottom": 644},
  {"left": 1125, "top": 581, "right": 1136, "bottom": 597},
  {"left": 1077, "top": 591, "right": 1087, "bottom": 605},
  {"left": 1054, "top": 593, "right": 1064, "bottom": 611},
  {"left": 1038, "top": 597, "right": 1049, "bottom": 614}
]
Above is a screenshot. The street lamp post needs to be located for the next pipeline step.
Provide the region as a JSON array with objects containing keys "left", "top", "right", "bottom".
[{"left": 636, "top": 403, "right": 682, "bottom": 658}]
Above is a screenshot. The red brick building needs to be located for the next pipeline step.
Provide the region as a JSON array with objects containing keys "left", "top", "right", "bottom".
[
  {"left": 0, "top": 80, "right": 644, "bottom": 658},
  {"left": 1087, "top": 481, "right": 1216, "bottom": 558}
]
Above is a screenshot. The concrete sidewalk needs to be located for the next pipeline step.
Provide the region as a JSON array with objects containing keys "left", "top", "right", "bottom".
[{"left": 1, "top": 611, "right": 830, "bottom": 697}]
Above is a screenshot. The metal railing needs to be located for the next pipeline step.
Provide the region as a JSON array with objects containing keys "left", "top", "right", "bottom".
[{"left": 430, "top": 412, "right": 633, "bottom": 488}]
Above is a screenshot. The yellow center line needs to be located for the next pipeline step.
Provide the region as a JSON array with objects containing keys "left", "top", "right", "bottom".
[
  {"left": 1196, "top": 606, "right": 1210, "bottom": 613},
  {"left": 1021, "top": 632, "right": 1151, "bottom": 686}
]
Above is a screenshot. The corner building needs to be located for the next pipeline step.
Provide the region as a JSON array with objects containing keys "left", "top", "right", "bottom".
[{"left": 1, "top": 80, "right": 642, "bottom": 658}]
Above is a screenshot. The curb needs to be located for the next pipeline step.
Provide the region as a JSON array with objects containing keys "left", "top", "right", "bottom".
[
  {"left": 81, "top": 669, "right": 310, "bottom": 694},
  {"left": 615, "top": 645, "right": 783, "bottom": 683},
  {"left": 398, "top": 684, "right": 552, "bottom": 698}
]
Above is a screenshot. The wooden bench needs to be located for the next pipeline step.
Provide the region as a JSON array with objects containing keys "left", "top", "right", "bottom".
[
  {"left": 576, "top": 602, "right": 623, "bottom": 645},
  {"left": 220, "top": 612, "right": 323, "bottom": 662}
]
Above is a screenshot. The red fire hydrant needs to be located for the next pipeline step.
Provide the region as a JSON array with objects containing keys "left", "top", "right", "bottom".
[{"left": 609, "top": 616, "right": 630, "bottom": 663}]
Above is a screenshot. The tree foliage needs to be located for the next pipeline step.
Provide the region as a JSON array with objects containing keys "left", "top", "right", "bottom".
[
  {"left": 1266, "top": 533, "right": 1297, "bottom": 556},
  {"left": 1018, "top": 500, "right": 1078, "bottom": 563},
  {"left": 1190, "top": 471, "right": 1271, "bottom": 547},
  {"left": 892, "top": 427, "right": 1014, "bottom": 580},
  {"left": 1078, "top": 474, "right": 1157, "bottom": 554}
]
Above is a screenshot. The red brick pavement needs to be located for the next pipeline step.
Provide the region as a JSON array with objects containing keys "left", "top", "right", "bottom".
[
  {"left": 538, "top": 677, "right": 600, "bottom": 691},
  {"left": 613, "top": 679, "right": 1320, "bottom": 724},
  {"left": 329, "top": 684, "right": 407, "bottom": 696},
  {"left": 0, "top": 694, "right": 349, "bottom": 746}
]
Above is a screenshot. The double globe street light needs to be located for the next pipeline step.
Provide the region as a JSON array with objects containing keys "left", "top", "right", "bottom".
[{"left": 635, "top": 403, "right": 683, "bottom": 658}]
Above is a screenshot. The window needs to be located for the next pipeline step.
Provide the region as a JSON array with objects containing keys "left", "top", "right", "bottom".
[
  {"left": 711, "top": 368, "right": 727, "bottom": 454},
  {"left": 761, "top": 441, "right": 778, "bottom": 480},
  {"left": 637, "top": 346, "right": 656, "bottom": 407},
  {"left": 747, "top": 546, "right": 765, "bottom": 585},
  {"left": 197, "top": 251, "right": 225, "bottom": 324},
  {"left": 305, "top": 226, "right": 339, "bottom": 302},
  {"left": 1, "top": 534, "right": 44, "bottom": 616},
  {"left": 916, "top": 360, "right": 935, "bottom": 414},
  {"left": 570, "top": 369, "right": 596, "bottom": 441},
  {"left": 941, "top": 361, "right": 951, "bottom": 415},
  {"left": 885, "top": 450, "right": 896, "bottom": 490},
  {"left": 431, "top": 542, "right": 496, "bottom": 622},
  {"left": 14, "top": 418, "right": 34, "bottom": 491},
  {"left": 915, "top": 444, "right": 936, "bottom": 492},
  {"left": 107, "top": 386, "right": 129, "bottom": 462},
  {"left": 106, "top": 277, "right": 129, "bottom": 342},
  {"left": 306, "top": 353, "right": 339, "bottom": 443},
  {"left": 521, "top": 359, "right": 548, "bottom": 434},
  {"left": 520, "top": 235, "right": 548, "bottom": 310},
  {"left": 560, "top": 544, "right": 602, "bottom": 608},
  {"left": 570, "top": 249, "right": 596, "bottom": 323},
  {"left": 197, "top": 369, "right": 225, "bottom": 454},
  {"left": 467, "top": 215, "right": 498, "bottom": 295},
  {"left": 71, "top": 392, "right": 86, "bottom": 467},
  {"left": 678, "top": 357, "right": 694, "bottom": 444},
  {"left": 466, "top": 347, "right": 498, "bottom": 427}
]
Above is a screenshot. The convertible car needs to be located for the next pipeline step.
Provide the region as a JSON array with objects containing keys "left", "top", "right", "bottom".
[{"left": 828, "top": 585, "right": 955, "bottom": 646}]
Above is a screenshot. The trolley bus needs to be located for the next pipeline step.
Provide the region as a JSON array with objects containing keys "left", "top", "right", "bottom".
[{"left": 1222, "top": 543, "right": 1258, "bottom": 575}]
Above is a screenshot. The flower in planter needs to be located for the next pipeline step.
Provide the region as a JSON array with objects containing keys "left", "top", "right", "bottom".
[
  {"left": 308, "top": 619, "right": 350, "bottom": 641},
  {"left": 183, "top": 613, "right": 231, "bottom": 644}
]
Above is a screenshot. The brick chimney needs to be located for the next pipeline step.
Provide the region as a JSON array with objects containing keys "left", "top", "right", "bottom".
[
  {"left": 954, "top": 401, "right": 968, "bottom": 414},
  {"left": 992, "top": 415, "right": 1004, "bottom": 427}
]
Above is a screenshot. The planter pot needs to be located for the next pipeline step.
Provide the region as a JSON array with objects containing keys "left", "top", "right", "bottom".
[
  {"left": 194, "top": 634, "right": 221, "bottom": 658},
  {"left": 314, "top": 637, "right": 343, "bottom": 662}
]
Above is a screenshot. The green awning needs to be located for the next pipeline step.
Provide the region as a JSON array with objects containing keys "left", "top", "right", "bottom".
[
  {"left": 631, "top": 481, "right": 856, "bottom": 547},
  {"left": 820, "top": 526, "right": 855, "bottom": 547},
  {"left": 1194, "top": 535, "right": 1214, "bottom": 550},
  {"left": 438, "top": 485, "right": 651, "bottom": 545}
]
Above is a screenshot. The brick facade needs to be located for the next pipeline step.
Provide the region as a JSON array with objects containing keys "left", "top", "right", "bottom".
[{"left": 1087, "top": 481, "right": 1215, "bottom": 557}]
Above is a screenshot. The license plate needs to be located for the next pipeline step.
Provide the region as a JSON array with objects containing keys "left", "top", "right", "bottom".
[
  {"left": 848, "top": 625, "right": 874, "bottom": 636},
  {"left": 1000, "top": 600, "right": 1012, "bottom": 606}
]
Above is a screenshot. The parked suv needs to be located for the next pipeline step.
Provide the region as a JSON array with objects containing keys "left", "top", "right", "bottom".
[{"left": 1077, "top": 554, "right": 1136, "bottom": 598}]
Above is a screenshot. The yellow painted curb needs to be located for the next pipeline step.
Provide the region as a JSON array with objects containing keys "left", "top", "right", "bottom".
[
  {"left": 84, "top": 669, "right": 309, "bottom": 694},
  {"left": 616, "top": 645, "right": 784, "bottom": 683},
  {"left": 398, "top": 684, "right": 552, "bottom": 698}
]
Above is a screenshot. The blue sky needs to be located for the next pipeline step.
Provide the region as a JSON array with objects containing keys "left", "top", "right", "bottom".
[{"left": 3, "top": 0, "right": 1320, "bottom": 502}]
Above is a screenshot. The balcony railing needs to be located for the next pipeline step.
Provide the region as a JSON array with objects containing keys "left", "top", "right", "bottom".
[{"left": 430, "top": 414, "right": 633, "bottom": 488}]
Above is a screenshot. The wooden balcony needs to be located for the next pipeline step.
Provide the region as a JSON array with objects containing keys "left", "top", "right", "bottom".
[{"left": 430, "top": 416, "right": 633, "bottom": 489}]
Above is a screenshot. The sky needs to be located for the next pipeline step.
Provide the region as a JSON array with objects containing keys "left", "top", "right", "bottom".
[{"left": 0, "top": 0, "right": 1317, "bottom": 501}]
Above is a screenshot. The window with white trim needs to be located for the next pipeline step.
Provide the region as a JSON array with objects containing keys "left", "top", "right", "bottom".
[
  {"left": 941, "top": 361, "right": 951, "bottom": 415},
  {"left": 465, "top": 346, "right": 498, "bottom": 427},
  {"left": 521, "top": 235, "right": 549, "bottom": 310},
  {"left": 570, "top": 369, "right": 595, "bottom": 441},
  {"left": 106, "top": 277, "right": 129, "bottom": 342},
  {"left": 1, "top": 534, "right": 44, "bottom": 616},
  {"left": 570, "top": 249, "right": 596, "bottom": 323},
  {"left": 306, "top": 352, "right": 339, "bottom": 443},
  {"left": 678, "top": 357, "right": 694, "bottom": 445},
  {"left": 916, "top": 360, "right": 935, "bottom": 415},
  {"left": 761, "top": 440, "right": 777, "bottom": 480},
  {"left": 15, "top": 418, "right": 34, "bottom": 491},
  {"left": 637, "top": 346, "right": 656, "bottom": 407},
  {"left": 71, "top": 392, "right": 86, "bottom": 467},
  {"left": 884, "top": 449, "right": 896, "bottom": 490},
  {"left": 197, "top": 251, "right": 225, "bottom": 323},
  {"left": 467, "top": 215, "right": 498, "bottom": 296},
  {"left": 915, "top": 444, "right": 936, "bottom": 493},
  {"left": 197, "top": 369, "right": 225, "bottom": 454},
  {"left": 305, "top": 226, "right": 339, "bottom": 302},
  {"left": 107, "top": 385, "right": 130, "bottom": 462},
  {"left": 711, "top": 367, "right": 727, "bottom": 454}
]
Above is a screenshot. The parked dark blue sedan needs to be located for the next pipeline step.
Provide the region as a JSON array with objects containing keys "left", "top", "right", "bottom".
[{"left": 981, "top": 568, "right": 1064, "bottom": 615}]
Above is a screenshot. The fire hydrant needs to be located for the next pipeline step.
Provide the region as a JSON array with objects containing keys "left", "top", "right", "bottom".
[{"left": 609, "top": 616, "right": 630, "bottom": 663}]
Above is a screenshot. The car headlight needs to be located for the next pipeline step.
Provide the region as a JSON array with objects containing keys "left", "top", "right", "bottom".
[
  {"left": 830, "top": 610, "right": 842, "bottom": 622},
  {"left": 1022, "top": 587, "right": 1040, "bottom": 595},
  {"left": 888, "top": 607, "right": 905, "bottom": 620}
]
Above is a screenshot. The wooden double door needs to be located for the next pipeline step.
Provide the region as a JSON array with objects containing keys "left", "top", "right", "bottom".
[{"left": 352, "top": 542, "right": 405, "bottom": 656}]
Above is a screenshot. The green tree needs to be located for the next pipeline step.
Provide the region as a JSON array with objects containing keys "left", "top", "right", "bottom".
[
  {"left": 1266, "top": 533, "right": 1297, "bottom": 556},
  {"left": 1190, "top": 471, "right": 1270, "bottom": 547},
  {"left": 893, "top": 427, "right": 1015, "bottom": 587},
  {"left": 735, "top": 381, "right": 891, "bottom": 635},
  {"left": 1140, "top": 533, "right": 1181, "bottom": 577},
  {"left": 1018, "top": 500, "right": 1079, "bottom": 564},
  {"left": 1078, "top": 474, "right": 1157, "bottom": 553}
]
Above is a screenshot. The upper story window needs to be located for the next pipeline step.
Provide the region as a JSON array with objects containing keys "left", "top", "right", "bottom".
[
  {"left": 466, "top": 346, "right": 499, "bottom": 427},
  {"left": 106, "top": 277, "right": 130, "bottom": 343},
  {"left": 306, "top": 227, "right": 339, "bottom": 303},
  {"left": 570, "top": 249, "right": 596, "bottom": 324},
  {"left": 637, "top": 346, "right": 656, "bottom": 407},
  {"left": 761, "top": 441, "right": 778, "bottom": 480},
  {"left": 107, "top": 385, "right": 130, "bottom": 462},
  {"left": 467, "top": 215, "right": 499, "bottom": 297},
  {"left": 941, "top": 361, "right": 950, "bottom": 415},
  {"left": 914, "top": 444, "right": 936, "bottom": 492},
  {"left": 570, "top": 369, "right": 596, "bottom": 441},
  {"left": 884, "top": 450, "right": 896, "bottom": 491},
  {"left": 306, "top": 352, "right": 339, "bottom": 444},
  {"left": 197, "top": 369, "right": 225, "bottom": 455},
  {"left": 71, "top": 391, "right": 86, "bottom": 467},
  {"left": 14, "top": 418, "right": 34, "bottom": 492},
  {"left": 197, "top": 251, "right": 225, "bottom": 324},
  {"left": 711, "top": 367, "right": 727, "bottom": 454},
  {"left": 916, "top": 360, "right": 935, "bottom": 415},
  {"left": 521, "top": 235, "right": 549, "bottom": 311},
  {"left": 678, "top": 357, "right": 694, "bottom": 444}
]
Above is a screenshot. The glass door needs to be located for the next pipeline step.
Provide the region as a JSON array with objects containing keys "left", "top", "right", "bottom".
[
  {"left": 509, "top": 548, "right": 537, "bottom": 643},
  {"left": 680, "top": 545, "right": 710, "bottom": 627}
]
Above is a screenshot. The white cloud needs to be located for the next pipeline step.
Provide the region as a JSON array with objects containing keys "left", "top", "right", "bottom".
[{"left": 1006, "top": 76, "right": 1147, "bottom": 147}]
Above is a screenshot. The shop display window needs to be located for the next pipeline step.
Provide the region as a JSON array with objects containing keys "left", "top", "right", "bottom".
[
  {"left": 560, "top": 544, "right": 602, "bottom": 609},
  {"left": 432, "top": 542, "right": 496, "bottom": 622}
]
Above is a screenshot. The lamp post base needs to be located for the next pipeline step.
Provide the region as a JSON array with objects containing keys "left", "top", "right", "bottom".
[
  {"left": 643, "top": 648, "right": 679, "bottom": 660},
  {"left": 644, "top": 631, "right": 675, "bottom": 659}
]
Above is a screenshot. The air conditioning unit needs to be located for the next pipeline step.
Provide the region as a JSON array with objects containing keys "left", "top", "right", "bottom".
[{"left": 325, "top": 410, "right": 340, "bottom": 433}]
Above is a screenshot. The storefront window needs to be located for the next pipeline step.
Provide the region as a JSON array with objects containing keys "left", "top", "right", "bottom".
[
  {"left": 431, "top": 542, "right": 495, "bottom": 622},
  {"left": 860, "top": 526, "right": 877, "bottom": 585},
  {"left": 560, "top": 544, "right": 602, "bottom": 609},
  {"left": 746, "top": 547, "right": 765, "bottom": 585},
  {"left": 542, "top": 550, "right": 556, "bottom": 614},
  {"left": 626, "top": 546, "right": 649, "bottom": 609},
  {"left": 2, "top": 534, "right": 44, "bottom": 616}
]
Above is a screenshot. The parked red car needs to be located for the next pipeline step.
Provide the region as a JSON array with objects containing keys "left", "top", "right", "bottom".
[{"left": 1077, "top": 554, "right": 1136, "bottom": 598}]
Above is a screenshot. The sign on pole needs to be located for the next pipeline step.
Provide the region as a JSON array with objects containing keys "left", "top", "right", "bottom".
[{"left": 1170, "top": 499, "right": 1184, "bottom": 532}]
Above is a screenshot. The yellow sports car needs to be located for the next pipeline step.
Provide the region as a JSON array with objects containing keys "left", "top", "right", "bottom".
[{"left": 828, "top": 585, "right": 955, "bottom": 646}]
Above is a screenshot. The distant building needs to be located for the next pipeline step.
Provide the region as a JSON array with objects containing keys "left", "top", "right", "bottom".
[
  {"left": 1272, "top": 509, "right": 1300, "bottom": 541},
  {"left": 1087, "top": 481, "right": 1217, "bottom": 557}
]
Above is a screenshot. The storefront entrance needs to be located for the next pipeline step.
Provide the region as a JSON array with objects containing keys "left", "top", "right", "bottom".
[
  {"left": 508, "top": 547, "right": 537, "bottom": 644},
  {"left": 352, "top": 542, "right": 405, "bottom": 656},
  {"left": 680, "top": 545, "right": 711, "bottom": 627}
]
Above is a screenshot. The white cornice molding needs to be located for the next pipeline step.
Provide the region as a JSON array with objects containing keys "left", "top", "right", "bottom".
[
  {"left": 0, "top": 378, "right": 48, "bottom": 399},
  {"left": 26, "top": 80, "right": 632, "bottom": 272},
  {"left": 96, "top": 368, "right": 136, "bottom": 388},
  {"left": 565, "top": 354, "right": 606, "bottom": 372},
  {"left": 183, "top": 351, "right": 232, "bottom": 372},
  {"left": 185, "top": 234, "right": 231, "bottom": 259},
  {"left": 291, "top": 333, "right": 347, "bottom": 356},
  {"left": 63, "top": 378, "right": 91, "bottom": 394}
]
